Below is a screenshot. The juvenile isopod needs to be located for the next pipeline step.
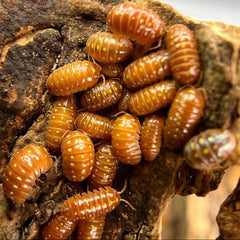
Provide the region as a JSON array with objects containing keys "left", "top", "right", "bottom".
[
  {"left": 184, "top": 128, "right": 237, "bottom": 170},
  {"left": 99, "top": 62, "right": 123, "bottom": 78},
  {"left": 122, "top": 50, "right": 170, "bottom": 90},
  {"left": 61, "top": 130, "right": 95, "bottom": 182},
  {"left": 111, "top": 113, "right": 141, "bottom": 165},
  {"left": 117, "top": 89, "right": 132, "bottom": 112},
  {"left": 128, "top": 80, "right": 179, "bottom": 116},
  {"left": 2, "top": 144, "right": 52, "bottom": 203},
  {"left": 75, "top": 112, "right": 113, "bottom": 140},
  {"left": 163, "top": 87, "right": 205, "bottom": 149},
  {"left": 45, "top": 95, "right": 78, "bottom": 153},
  {"left": 86, "top": 32, "right": 133, "bottom": 63},
  {"left": 107, "top": 2, "right": 166, "bottom": 45},
  {"left": 60, "top": 187, "right": 121, "bottom": 221},
  {"left": 46, "top": 60, "right": 101, "bottom": 96},
  {"left": 41, "top": 212, "right": 77, "bottom": 240},
  {"left": 140, "top": 114, "right": 164, "bottom": 161},
  {"left": 166, "top": 24, "right": 200, "bottom": 85},
  {"left": 77, "top": 215, "right": 105, "bottom": 240},
  {"left": 80, "top": 79, "right": 123, "bottom": 112},
  {"left": 88, "top": 141, "right": 119, "bottom": 190}
]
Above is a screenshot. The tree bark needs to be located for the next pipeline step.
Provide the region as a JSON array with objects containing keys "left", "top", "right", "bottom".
[{"left": 0, "top": 0, "right": 239, "bottom": 239}]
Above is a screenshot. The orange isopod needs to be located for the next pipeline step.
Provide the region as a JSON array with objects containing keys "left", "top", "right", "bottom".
[
  {"left": 60, "top": 187, "right": 121, "bottom": 221},
  {"left": 61, "top": 130, "right": 95, "bottom": 182},
  {"left": 88, "top": 141, "right": 119, "bottom": 190},
  {"left": 45, "top": 95, "right": 78, "bottom": 153},
  {"left": 163, "top": 87, "right": 205, "bottom": 149},
  {"left": 99, "top": 62, "right": 123, "bottom": 78},
  {"left": 107, "top": 2, "right": 166, "bottom": 45},
  {"left": 128, "top": 80, "right": 179, "bottom": 116},
  {"left": 117, "top": 89, "right": 132, "bottom": 112},
  {"left": 46, "top": 60, "right": 101, "bottom": 96},
  {"left": 77, "top": 215, "right": 105, "bottom": 240},
  {"left": 2, "top": 144, "right": 52, "bottom": 203},
  {"left": 75, "top": 112, "right": 113, "bottom": 140},
  {"left": 41, "top": 212, "right": 77, "bottom": 240},
  {"left": 122, "top": 50, "right": 171, "bottom": 90},
  {"left": 80, "top": 79, "right": 123, "bottom": 112},
  {"left": 111, "top": 113, "right": 141, "bottom": 165},
  {"left": 86, "top": 32, "right": 133, "bottom": 63},
  {"left": 140, "top": 114, "right": 164, "bottom": 161},
  {"left": 166, "top": 24, "right": 200, "bottom": 85}
]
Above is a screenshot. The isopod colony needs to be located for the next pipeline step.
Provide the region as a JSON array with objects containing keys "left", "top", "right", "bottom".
[{"left": 2, "top": 2, "right": 237, "bottom": 240}]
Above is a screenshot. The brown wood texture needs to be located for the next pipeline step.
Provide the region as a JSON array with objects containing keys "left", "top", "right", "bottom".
[{"left": 0, "top": 0, "right": 239, "bottom": 239}]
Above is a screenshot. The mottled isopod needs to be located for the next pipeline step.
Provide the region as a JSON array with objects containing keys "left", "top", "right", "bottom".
[
  {"left": 86, "top": 32, "right": 133, "bottom": 63},
  {"left": 61, "top": 130, "right": 95, "bottom": 182},
  {"left": 140, "top": 114, "right": 164, "bottom": 161},
  {"left": 45, "top": 95, "right": 78, "bottom": 153},
  {"left": 164, "top": 87, "right": 205, "bottom": 149},
  {"left": 99, "top": 62, "right": 123, "bottom": 78},
  {"left": 80, "top": 79, "right": 123, "bottom": 112},
  {"left": 184, "top": 128, "right": 237, "bottom": 170},
  {"left": 112, "top": 113, "right": 141, "bottom": 165},
  {"left": 75, "top": 112, "right": 113, "bottom": 140},
  {"left": 122, "top": 50, "right": 170, "bottom": 90},
  {"left": 88, "top": 141, "right": 119, "bottom": 190},
  {"left": 41, "top": 212, "right": 77, "bottom": 240},
  {"left": 166, "top": 24, "right": 200, "bottom": 85},
  {"left": 107, "top": 2, "right": 166, "bottom": 45},
  {"left": 2, "top": 144, "right": 52, "bottom": 203},
  {"left": 46, "top": 60, "right": 101, "bottom": 96},
  {"left": 128, "top": 80, "right": 179, "bottom": 116}
]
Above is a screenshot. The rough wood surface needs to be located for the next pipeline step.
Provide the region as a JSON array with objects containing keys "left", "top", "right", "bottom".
[{"left": 0, "top": 0, "right": 239, "bottom": 239}]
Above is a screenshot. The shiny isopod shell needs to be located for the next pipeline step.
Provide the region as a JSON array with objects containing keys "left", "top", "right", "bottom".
[
  {"left": 61, "top": 130, "right": 95, "bottom": 182},
  {"left": 41, "top": 212, "right": 77, "bottom": 240},
  {"left": 80, "top": 79, "right": 123, "bottom": 112},
  {"left": 60, "top": 187, "right": 121, "bottom": 221},
  {"left": 128, "top": 80, "right": 179, "bottom": 116},
  {"left": 45, "top": 95, "right": 78, "bottom": 153},
  {"left": 2, "top": 144, "right": 52, "bottom": 204},
  {"left": 46, "top": 60, "right": 101, "bottom": 96},
  {"left": 77, "top": 215, "right": 105, "bottom": 240},
  {"left": 163, "top": 87, "right": 205, "bottom": 149},
  {"left": 122, "top": 50, "right": 171, "bottom": 90},
  {"left": 86, "top": 32, "right": 133, "bottom": 63},
  {"left": 184, "top": 128, "right": 237, "bottom": 170},
  {"left": 166, "top": 24, "right": 200, "bottom": 85},
  {"left": 107, "top": 2, "right": 166, "bottom": 45},
  {"left": 140, "top": 114, "right": 164, "bottom": 161},
  {"left": 75, "top": 112, "right": 113, "bottom": 140},
  {"left": 88, "top": 141, "right": 119, "bottom": 190},
  {"left": 111, "top": 113, "right": 141, "bottom": 165},
  {"left": 117, "top": 89, "right": 132, "bottom": 112}
]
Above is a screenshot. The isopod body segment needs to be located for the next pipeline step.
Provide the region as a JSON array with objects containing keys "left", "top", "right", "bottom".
[
  {"left": 80, "top": 79, "right": 123, "bottom": 112},
  {"left": 46, "top": 60, "right": 101, "bottom": 96},
  {"left": 99, "top": 62, "right": 122, "bottom": 78},
  {"left": 41, "top": 212, "right": 77, "bottom": 240},
  {"left": 184, "top": 129, "right": 237, "bottom": 170},
  {"left": 45, "top": 95, "right": 78, "bottom": 153},
  {"left": 60, "top": 187, "right": 121, "bottom": 221},
  {"left": 88, "top": 141, "right": 119, "bottom": 190},
  {"left": 163, "top": 87, "right": 205, "bottom": 149},
  {"left": 61, "top": 130, "right": 95, "bottom": 182},
  {"left": 86, "top": 32, "right": 133, "bottom": 63},
  {"left": 166, "top": 24, "right": 200, "bottom": 85},
  {"left": 2, "top": 144, "right": 52, "bottom": 203},
  {"left": 128, "top": 80, "right": 179, "bottom": 116},
  {"left": 111, "top": 113, "right": 141, "bottom": 165},
  {"left": 140, "top": 114, "right": 164, "bottom": 161},
  {"left": 75, "top": 112, "right": 113, "bottom": 140},
  {"left": 122, "top": 50, "right": 170, "bottom": 90},
  {"left": 107, "top": 2, "right": 166, "bottom": 45},
  {"left": 77, "top": 215, "right": 105, "bottom": 240}
]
